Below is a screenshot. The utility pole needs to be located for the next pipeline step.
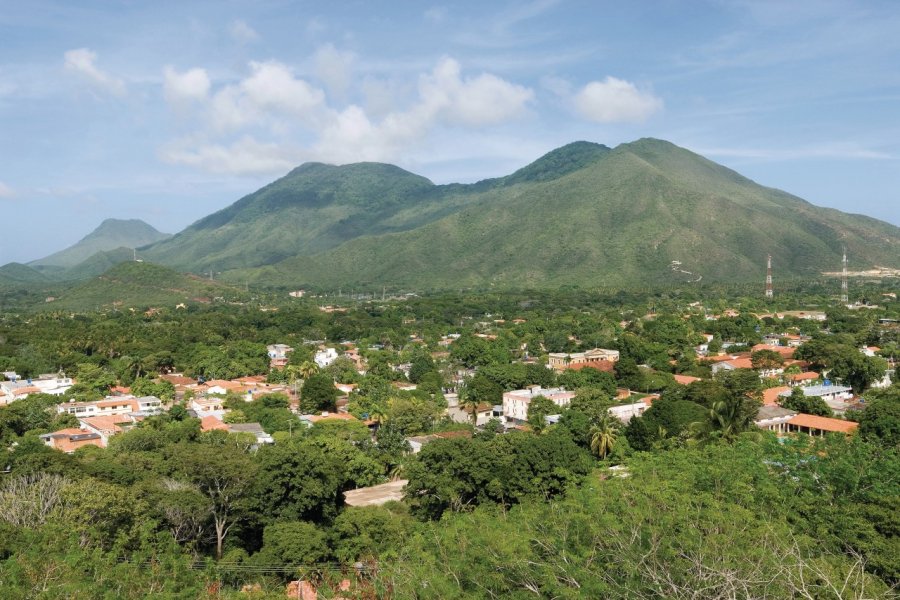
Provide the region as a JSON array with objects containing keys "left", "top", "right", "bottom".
[
  {"left": 841, "top": 246, "right": 849, "bottom": 304},
  {"left": 765, "top": 254, "right": 773, "bottom": 299}
]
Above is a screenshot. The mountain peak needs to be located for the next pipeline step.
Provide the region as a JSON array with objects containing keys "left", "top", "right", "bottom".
[
  {"left": 503, "top": 141, "right": 611, "bottom": 185},
  {"left": 29, "top": 218, "right": 171, "bottom": 268}
]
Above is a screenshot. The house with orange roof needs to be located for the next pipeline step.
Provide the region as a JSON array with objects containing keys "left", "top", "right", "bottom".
[
  {"left": 673, "top": 374, "right": 702, "bottom": 385},
  {"left": 39, "top": 428, "right": 104, "bottom": 453},
  {"left": 788, "top": 372, "right": 820, "bottom": 386},
  {"left": 763, "top": 386, "right": 792, "bottom": 406},
  {"left": 78, "top": 414, "right": 136, "bottom": 446},
  {"left": 786, "top": 414, "right": 858, "bottom": 436}
]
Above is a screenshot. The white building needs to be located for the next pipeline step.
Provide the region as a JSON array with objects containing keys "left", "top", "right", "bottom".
[
  {"left": 314, "top": 348, "right": 339, "bottom": 368},
  {"left": 502, "top": 386, "right": 575, "bottom": 424}
]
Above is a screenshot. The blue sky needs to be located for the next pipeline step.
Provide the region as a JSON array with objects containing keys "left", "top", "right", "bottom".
[{"left": 2, "top": 0, "right": 899, "bottom": 264}]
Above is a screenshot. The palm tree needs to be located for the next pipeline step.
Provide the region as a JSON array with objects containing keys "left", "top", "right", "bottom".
[
  {"left": 298, "top": 360, "right": 319, "bottom": 380},
  {"left": 458, "top": 389, "right": 481, "bottom": 425},
  {"left": 368, "top": 405, "right": 387, "bottom": 426},
  {"left": 589, "top": 415, "right": 619, "bottom": 459}
]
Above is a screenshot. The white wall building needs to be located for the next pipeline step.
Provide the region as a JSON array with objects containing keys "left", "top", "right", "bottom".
[{"left": 502, "top": 386, "right": 575, "bottom": 424}]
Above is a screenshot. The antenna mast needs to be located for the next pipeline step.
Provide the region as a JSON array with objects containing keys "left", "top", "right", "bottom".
[
  {"left": 765, "top": 254, "right": 773, "bottom": 299},
  {"left": 841, "top": 247, "right": 848, "bottom": 304}
]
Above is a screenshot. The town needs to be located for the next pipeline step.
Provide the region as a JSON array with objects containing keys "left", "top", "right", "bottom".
[{"left": 0, "top": 283, "right": 897, "bottom": 597}]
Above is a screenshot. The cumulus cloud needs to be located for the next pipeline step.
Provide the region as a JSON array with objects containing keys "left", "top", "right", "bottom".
[
  {"left": 162, "top": 56, "right": 533, "bottom": 173},
  {"left": 160, "top": 136, "right": 302, "bottom": 175},
  {"left": 574, "top": 76, "right": 661, "bottom": 123},
  {"left": 229, "top": 19, "right": 259, "bottom": 43},
  {"left": 0, "top": 181, "right": 14, "bottom": 199},
  {"left": 63, "top": 48, "right": 125, "bottom": 96},
  {"left": 420, "top": 57, "right": 533, "bottom": 126},
  {"left": 314, "top": 44, "right": 355, "bottom": 98},
  {"left": 163, "top": 66, "right": 210, "bottom": 107}
]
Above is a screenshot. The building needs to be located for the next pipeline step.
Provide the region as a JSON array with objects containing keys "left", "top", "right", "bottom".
[
  {"left": 0, "top": 372, "right": 74, "bottom": 404},
  {"left": 78, "top": 414, "right": 137, "bottom": 446},
  {"left": 267, "top": 344, "right": 293, "bottom": 368},
  {"left": 778, "top": 385, "right": 854, "bottom": 413},
  {"left": 406, "top": 430, "right": 472, "bottom": 453},
  {"left": 39, "top": 428, "right": 104, "bottom": 453},
  {"left": 314, "top": 347, "right": 339, "bottom": 368},
  {"left": 785, "top": 414, "right": 858, "bottom": 436},
  {"left": 547, "top": 348, "right": 619, "bottom": 371},
  {"left": 344, "top": 479, "right": 408, "bottom": 507},
  {"left": 502, "top": 386, "right": 575, "bottom": 424},
  {"left": 446, "top": 394, "right": 496, "bottom": 426},
  {"left": 754, "top": 405, "right": 797, "bottom": 434},
  {"left": 608, "top": 399, "right": 650, "bottom": 423}
]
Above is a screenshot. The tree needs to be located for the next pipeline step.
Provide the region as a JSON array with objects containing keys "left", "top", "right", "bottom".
[
  {"left": 779, "top": 387, "right": 832, "bottom": 417},
  {"left": 858, "top": 389, "right": 900, "bottom": 446},
  {"left": 301, "top": 373, "right": 338, "bottom": 413},
  {"left": 527, "top": 395, "right": 557, "bottom": 432},
  {"left": 253, "top": 521, "right": 329, "bottom": 571},
  {"left": 169, "top": 443, "right": 258, "bottom": 559},
  {"left": 589, "top": 414, "right": 619, "bottom": 460},
  {"left": 751, "top": 349, "right": 784, "bottom": 372}
]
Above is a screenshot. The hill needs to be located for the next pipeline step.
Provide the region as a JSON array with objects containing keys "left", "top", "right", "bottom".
[
  {"left": 0, "top": 262, "right": 51, "bottom": 285},
  {"left": 30, "top": 218, "right": 171, "bottom": 269},
  {"left": 140, "top": 142, "right": 613, "bottom": 272},
  {"left": 44, "top": 261, "right": 240, "bottom": 311},
  {"left": 227, "top": 139, "right": 900, "bottom": 289}
]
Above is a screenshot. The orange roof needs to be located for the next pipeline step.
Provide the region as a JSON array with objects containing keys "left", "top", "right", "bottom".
[
  {"left": 44, "top": 428, "right": 104, "bottom": 453},
  {"left": 751, "top": 344, "right": 795, "bottom": 358},
  {"left": 700, "top": 354, "right": 735, "bottom": 363},
  {"left": 725, "top": 357, "right": 754, "bottom": 369},
  {"left": 161, "top": 374, "right": 197, "bottom": 386},
  {"left": 13, "top": 386, "right": 41, "bottom": 396},
  {"left": 203, "top": 379, "right": 246, "bottom": 391},
  {"left": 80, "top": 414, "right": 131, "bottom": 435},
  {"left": 789, "top": 372, "right": 819, "bottom": 382},
  {"left": 97, "top": 398, "right": 139, "bottom": 410},
  {"left": 789, "top": 414, "right": 858, "bottom": 434},
  {"left": 673, "top": 374, "right": 701, "bottom": 385},
  {"left": 763, "top": 386, "right": 792, "bottom": 406},
  {"left": 235, "top": 375, "right": 266, "bottom": 384},
  {"left": 110, "top": 385, "right": 131, "bottom": 394},
  {"left": 200, "top": 415, "right": 229, "bottom": 431}
]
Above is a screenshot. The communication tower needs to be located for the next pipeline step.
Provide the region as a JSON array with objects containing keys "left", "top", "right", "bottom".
[
  {"left": 765, "top": 255, "right": 773, "bottom": 299},
  {"left": 841, "top": 247, "right": 849, "bottom": 304}
]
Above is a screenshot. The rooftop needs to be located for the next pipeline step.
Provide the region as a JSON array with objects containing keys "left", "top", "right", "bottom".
[
  {"left": 343, "top": 479, "right": 408, "bottom": 507},
  {"left": 788, "top": 414, "right": 858, "bottom": 434}
]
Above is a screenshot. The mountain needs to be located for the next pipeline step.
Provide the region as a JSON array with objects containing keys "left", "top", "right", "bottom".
[
  {"left": 141, "top": 142, "right": 612, "bottom": 272},
  {"left": 224, "top": 138, "right": 900, "bottom": 289},
  {"left": 0, "top": 262, "right": 50, "bottom": 285},
  {"left": 30, "top": 218, "right": 171, "bottom": 269},
  {"left": 43, "top": 261, "right": 240, "bottom": 311}
]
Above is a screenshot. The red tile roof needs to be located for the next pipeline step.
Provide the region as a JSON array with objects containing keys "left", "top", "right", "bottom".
[
  {"left": 200, "top": 415, "right": 229, "bottom": 431},
  {"left": 673, "top": 374, "right": 702, "bottom": 385},
  {"left": 763, "top": 386, "right": 792, "bottom": 406},
  {"left": 789, "top": 414, "right": 858, "bottom": 434},
  {"left": 567, "top": 360, "right": 615, "bottom": 372}
]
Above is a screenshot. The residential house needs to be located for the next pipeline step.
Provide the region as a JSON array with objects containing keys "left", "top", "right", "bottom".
[
  {"left": 78, "top": 414, "right": 136, "bottom": 446},
  {"left": 608, "top": 399, "right": 650, "bottom": 423},
  {"left": 446, "top": 393, "right": 495, "bottom": 426},
  {"left": 406, "top": 430, "right": 472, "bottom": 453},
  {"left": 267, "top": 344, "right": 293, "bottom": 368},
  {"left": 502, "top": 386, "right": 575, "bottom": 424},
  {"left": 314, "top": 347, "right": 339, "bottom": 368},
  {"left": 39, "top": 428, "right": 104, "bottom": 453}
]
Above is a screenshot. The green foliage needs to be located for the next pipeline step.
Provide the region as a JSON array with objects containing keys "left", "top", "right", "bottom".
[
  {"left": 780, "top": 386, "right": 833, "bottom": 416},
  {"left": 301, "top": 373, "right": 338, "bottom": 413},
  {"left": 253, "top": 521, "right": 329, "bottom": 573},
  {"left": 526, "top": 394, "right": 557, "bottom": 432},
  {"left": 858, "top": 387, "right": 900, "bottom": 446}
]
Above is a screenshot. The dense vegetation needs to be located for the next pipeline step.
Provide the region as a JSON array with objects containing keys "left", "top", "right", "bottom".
[{"left": 0, "top": 283, "right": 897, "bottom": 598}]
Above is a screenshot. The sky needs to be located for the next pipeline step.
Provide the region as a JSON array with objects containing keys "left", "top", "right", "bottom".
[{"left": 1, "top": 0, "right": 899, "bottom": 264}]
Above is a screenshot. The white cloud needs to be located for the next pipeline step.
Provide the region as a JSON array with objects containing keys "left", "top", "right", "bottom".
[
  {"left": 160, "top": 136, "right": 302, "bottom": 175},
  {"left": 0, "top": 181, "right": 14, "bottom": 199},
  {"left": 229, "top": 19, "right": 259, "bottom": 43},
  {"left": 63, "top": 48, "right": 125, "bottom": 96},
  {"left": 420, "top": 57, "right": 533, "bottom": 126},
  {"left": 314, "top": 44, "right": 355, "bottom": 98},
  {"left": 163, "top": 66, "right": 210, "bottom": 107},
  {"left": 163, "top": 56, "right": 533, "bottom": 173},
  {"left": 574, "top": 76, "right": 662, "bottom": 123}
]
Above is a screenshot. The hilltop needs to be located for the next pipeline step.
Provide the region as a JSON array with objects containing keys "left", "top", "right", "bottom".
[
  {"left": 42, "top": 261, "right": 240, "bottom": 311},
  {"left": 29, "top": 218, "right": 171, "bottom": 270}
]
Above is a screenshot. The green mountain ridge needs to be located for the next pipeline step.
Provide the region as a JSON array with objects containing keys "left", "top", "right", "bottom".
[
  {"left": 29, "top": 218, "right": 171, "bottom": 269},
  {"left": 43, "top": 261, "right": 241, "bottom": 311},
  {"left": 224, "top": 138, "right": 900, "bottom": 289}
]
